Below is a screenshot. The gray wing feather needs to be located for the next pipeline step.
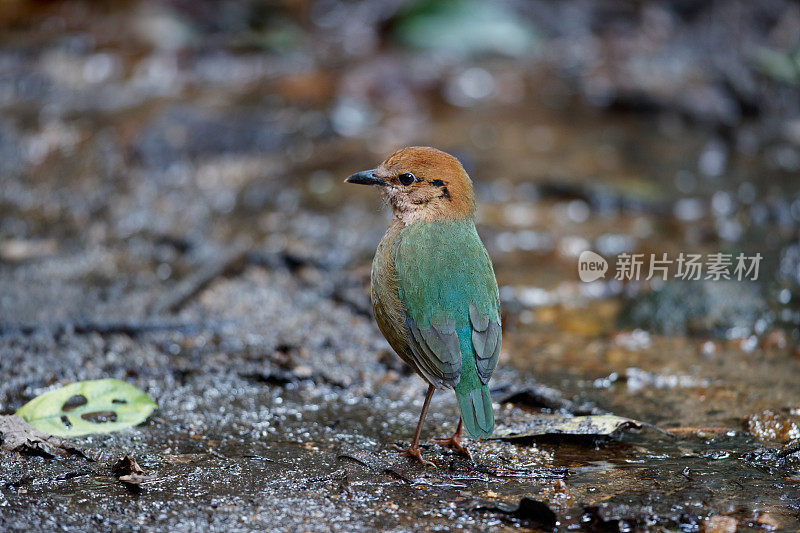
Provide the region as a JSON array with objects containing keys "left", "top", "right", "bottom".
[
  {"left": 407, "top": 322, "right": 445, "bottom": 386},
  {"left": 469, "top": 303, "right": 502, "bottom": 384},
  {"left": 469, "top": 303, "right": 490, "bottom": 331},
  {"left": 406, "top": 317, "right": 461, "bottom": 387}
]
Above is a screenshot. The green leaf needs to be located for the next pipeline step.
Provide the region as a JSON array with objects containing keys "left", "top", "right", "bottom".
[{"left": 15, "top": 379, "right": 157, "bottom": 437}]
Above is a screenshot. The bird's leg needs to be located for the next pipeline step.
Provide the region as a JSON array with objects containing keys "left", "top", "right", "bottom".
[
  {"left": 393, "top": 384, "right": 435, "bottom": 467},
  {"left": 430, "top": 417, "right": 472, "bottom": 459}
]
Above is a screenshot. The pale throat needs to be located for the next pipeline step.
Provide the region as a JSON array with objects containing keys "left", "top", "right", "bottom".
[
  {"left": 383, "top": 189, "right": 425, "bottom": 223},
  {"left": 384, "top": 188, "right": 468, "bottom": 225}
]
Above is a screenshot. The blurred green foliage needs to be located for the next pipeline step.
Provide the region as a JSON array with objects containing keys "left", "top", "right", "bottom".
[{"left": 391, "top": 0, "right": 540, "bottom": 58}]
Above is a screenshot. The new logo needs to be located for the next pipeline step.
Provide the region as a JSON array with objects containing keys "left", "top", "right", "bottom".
[{"left": 578, "top": 251, "right": 608, "bottom": 282}]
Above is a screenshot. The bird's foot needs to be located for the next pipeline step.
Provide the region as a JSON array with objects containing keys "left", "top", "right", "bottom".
[
  {"left": 392, "top": 443, "right": 435, "bottom": 467},
  {"left": 429, "top": 433, "right": 472, "bottom": 460}
]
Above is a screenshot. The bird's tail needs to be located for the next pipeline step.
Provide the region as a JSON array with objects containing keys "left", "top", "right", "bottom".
[{"left": 454, "top": 382, "right": 494, "bottom": 439}]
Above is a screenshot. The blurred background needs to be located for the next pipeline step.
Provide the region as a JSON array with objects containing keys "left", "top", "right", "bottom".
[
  {"left": 2, "top": 1, "right": 800, "bottom": 529},
  {"left": 2, "top": 0, "right": 800, "bottom": 336}
]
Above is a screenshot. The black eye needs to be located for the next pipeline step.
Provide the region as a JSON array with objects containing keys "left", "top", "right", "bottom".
[{"left": 398, "top": 172, "right": 415, "bottom": 186}]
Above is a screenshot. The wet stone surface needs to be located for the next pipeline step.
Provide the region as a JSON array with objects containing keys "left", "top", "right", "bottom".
[{"left": 2, "top": 1, "right": 800, "bottom": 531}]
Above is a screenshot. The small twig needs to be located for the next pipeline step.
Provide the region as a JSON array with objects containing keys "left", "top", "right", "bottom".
[
  {"left": 149, "top": 247, "right": 334, "bottom": 316},
  {"left": 337, "top": 452, "right": 414, "bottom": 484},
  {"left": 55, "top": 469, "right": 94, "bottom": 481},
  {"left": 481, "top": 466, "right": 568, "bottom": 480},
  {"left": 0, "top": 320, "right": 226, "bottom": 338},
  {"left": 336, "top": 453, "right": 372, "bottom": 468},
  {"left": 244, "top": 250, "right": 330, "bottom": 272},
  {"left": 136, "top": 473, "right": 186, "bottom": 486},
  {"left": 407, "top": 478, "right": 468, "bottom": 488},
  {"left": 329, "top": 283, "right": 373, "bottom": 318},
  {"left": 663, "top": 426, "right": 732, "bottom": 438},
  {"left": 242, "top": 454, "right": 278, "bottom": 463},
  {"left": 150, "top": 247, "right": 248, "bottom": 315},
  {"left": 639, "top": 422, "right": 675, "bottom": 437}
]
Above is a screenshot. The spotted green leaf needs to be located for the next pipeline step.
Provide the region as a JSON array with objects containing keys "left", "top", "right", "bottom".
[{"left": 15, "top": 379, "right": 157, "bottom": 437}]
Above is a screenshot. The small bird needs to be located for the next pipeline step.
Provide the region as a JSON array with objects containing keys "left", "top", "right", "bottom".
[{"left": 346, "top": 146, "right": 501, "bottom": 465}]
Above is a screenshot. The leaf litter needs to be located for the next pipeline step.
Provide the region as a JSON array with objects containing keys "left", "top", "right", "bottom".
[{"left": 0, "top": 415, "right": 89, "bottom": 459}]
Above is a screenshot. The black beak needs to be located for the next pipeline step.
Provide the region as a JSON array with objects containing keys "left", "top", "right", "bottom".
[{"left": 345, "top": 169, "right": 386, "bottom": 187}]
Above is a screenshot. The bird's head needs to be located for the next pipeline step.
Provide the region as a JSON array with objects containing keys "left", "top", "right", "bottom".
[{"left": 345, "top": 146, "right": 475, "bottom": 224}]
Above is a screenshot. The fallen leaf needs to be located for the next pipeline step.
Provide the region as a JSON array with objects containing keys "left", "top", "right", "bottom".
[
  {"left": 0, "top": 415, "right": 87, "bottom": 458},
  {"left": 16, "top": 379, "right": 157, "bottom": 437},
  {"left": 492, "top": 414, "right": 641, "bottom": 440},
  {"left": 112, "top": 455, "right": 148, "bottom": 485}
]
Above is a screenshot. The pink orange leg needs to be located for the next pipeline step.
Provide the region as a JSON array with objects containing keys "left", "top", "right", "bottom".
[{"left": 393, "top": 384, "right": 436, "bottom": 467}]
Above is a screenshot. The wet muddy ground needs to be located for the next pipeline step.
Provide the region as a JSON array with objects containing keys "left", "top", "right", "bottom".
[{"left": 2, "top": 1, "right": 800, "bottom": 531}]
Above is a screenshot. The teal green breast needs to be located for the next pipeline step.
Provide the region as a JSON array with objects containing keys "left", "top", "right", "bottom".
[{"left": 393, "top": 219, "right": 499, "bottom": 332}]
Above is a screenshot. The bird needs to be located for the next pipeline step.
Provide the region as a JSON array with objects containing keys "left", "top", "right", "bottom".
[{"left": 346, "top": 146, "right": 501, "bottom": 465}]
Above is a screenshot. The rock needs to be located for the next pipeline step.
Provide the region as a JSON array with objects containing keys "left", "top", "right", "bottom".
[
  {"left": 474, "top": 497, "right": 557, "bottom": 530},
  {"left": 746, "top": 410, "right": 800, "bottom": 443},
  {"left": 756, "top": 513, "right": 781, "bottom": 531},
  {"left": 705, "top": 515, "right": 737, "bottom": 533},
  {"left": 618, "top": 281, "right": 772, "bottom": 338}
]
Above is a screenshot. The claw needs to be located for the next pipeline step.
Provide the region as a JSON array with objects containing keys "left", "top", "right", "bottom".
[
  {"left": 429, "top": 418, "right": 472, "bottom": 459},
  {"left": 429, "top": 434, "right": 472, "bottom": 459},
  {"left": 393, "top": 443, "right": 435, "bottom": 467}
]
